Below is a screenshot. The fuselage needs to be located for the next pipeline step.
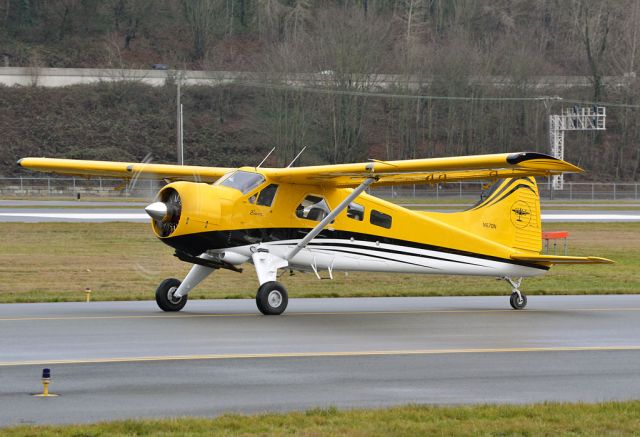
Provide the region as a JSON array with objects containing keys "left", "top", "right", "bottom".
[{"left": 150, "top": 168, "right": 548, "bottom": 279}]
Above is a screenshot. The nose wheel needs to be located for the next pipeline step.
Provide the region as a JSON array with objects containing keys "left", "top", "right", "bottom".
[
  {"left": 156, "top": 278, "right": 188, "bottom": 312},
  {"left": 256, "top": 281, "right": 288, "bottom": 315}
]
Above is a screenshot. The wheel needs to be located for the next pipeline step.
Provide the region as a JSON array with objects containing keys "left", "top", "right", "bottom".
[
  {"left": 256, "top": 281, "right": 288, "bottom": 315},
  {"left": 156, "top": 278, "right": 187, "bottom": 312},
  {"left": 510, "top": 292, "right": 527, "bottom": 310}
]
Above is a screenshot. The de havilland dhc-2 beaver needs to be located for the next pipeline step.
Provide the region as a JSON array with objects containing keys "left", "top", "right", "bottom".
[{"left": 18, "top": 152, "right": 612, "bottom": 315}]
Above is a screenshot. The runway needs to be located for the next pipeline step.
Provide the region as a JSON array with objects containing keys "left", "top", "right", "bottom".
[{"left": 1, "top": 295, "right": 640, "bottom": 426}]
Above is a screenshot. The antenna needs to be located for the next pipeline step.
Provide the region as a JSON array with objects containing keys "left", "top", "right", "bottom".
[
  {"left": 256, "top": 147, "right": 276, "bottom": 168},
  {"left": 286, "top": 146, "right": 307, "bottom": 168},
  {"left": 367, "top": 158, "right": 398, "bottom": 167}
]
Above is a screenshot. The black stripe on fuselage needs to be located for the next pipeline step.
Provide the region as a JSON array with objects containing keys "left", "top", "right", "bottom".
[
  {"left": 302, "top": 241, "right": 486, "bottom": 267},
  {"left": 163, "top": 228, "right": 549, "bottom": 271},
  {"left": 316, "top": 248, "right": 439, "bottom": 270}
]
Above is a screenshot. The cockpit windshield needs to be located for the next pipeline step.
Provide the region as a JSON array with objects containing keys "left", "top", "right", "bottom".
[{"left": 215, "top": 170, "right": 265, "bottom": 194}]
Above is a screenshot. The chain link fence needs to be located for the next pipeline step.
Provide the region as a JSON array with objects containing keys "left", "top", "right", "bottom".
[
  {"left": 0, "top": 177, "right": 159, "bottom": 199},
  {"left": 0, "top": 176, "right": 638, "bottom": 201}
]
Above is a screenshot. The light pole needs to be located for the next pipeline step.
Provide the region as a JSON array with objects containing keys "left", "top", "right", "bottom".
[{"left": 176, "top": 73, "right": 184, "bottom": 165}]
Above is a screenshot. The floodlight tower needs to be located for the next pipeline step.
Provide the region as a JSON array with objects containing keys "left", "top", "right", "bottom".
[{"left": 548, "top": 106, "right": 606, "bottom": 189}]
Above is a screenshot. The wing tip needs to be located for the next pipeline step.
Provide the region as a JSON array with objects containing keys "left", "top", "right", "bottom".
[
  {"left": 506, "top": 152, "right": 554, "bottom": 165},
  {"left": 587, "top": 256, "right": 615, "bottom": 264},
  {"left": 506, "top": 151, "right": 584, "bottom": 173}
]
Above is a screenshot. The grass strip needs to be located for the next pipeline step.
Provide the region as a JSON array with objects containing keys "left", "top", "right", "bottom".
[
  {"left": 0, "top": 222, "right": 638, "bottom": 303},
  {"left": 3, "top": 402, "right": 640, "bottom": 436}
]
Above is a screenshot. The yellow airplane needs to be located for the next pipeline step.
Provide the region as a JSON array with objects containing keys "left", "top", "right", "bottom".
[{"left": 18, "top": 152, "right": 612, "bottom": 315}]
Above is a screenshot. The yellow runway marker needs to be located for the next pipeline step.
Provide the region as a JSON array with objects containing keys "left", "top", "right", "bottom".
[
  {"left": 2, "top": 307, "right": 640, "bottom": 323},
  {"left": 2, "top": 345, "right": 640, "bottom": 367}
]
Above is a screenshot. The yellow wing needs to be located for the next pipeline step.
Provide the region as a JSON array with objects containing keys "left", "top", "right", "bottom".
[
  {"left": 262, "top": 152, "right": 583, "bottom": 187},
  {"left": 19, "top": 152, "right": 581, "bottom": 186},
  {"left": 18, "top": 158, "right": 232, "bottom": 183}
]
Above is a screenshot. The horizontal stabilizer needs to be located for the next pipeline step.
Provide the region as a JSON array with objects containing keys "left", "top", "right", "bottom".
[{"left": 511, "top": 254, "right": 614, "bottom": 265}]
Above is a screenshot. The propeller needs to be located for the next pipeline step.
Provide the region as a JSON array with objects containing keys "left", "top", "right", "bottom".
[
  {"left": 146, "top": 188, "right": 182, "bottom": 237},
  {"left": 126, "top": 153, "right": 163, "bottom": 202}
]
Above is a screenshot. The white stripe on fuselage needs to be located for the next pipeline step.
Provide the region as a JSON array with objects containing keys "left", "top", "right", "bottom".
[{"left": 228, "top": 238, "right": 546, "bottom": 278}]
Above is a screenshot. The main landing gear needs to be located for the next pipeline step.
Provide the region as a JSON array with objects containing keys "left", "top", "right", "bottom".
[
  {"left": 155, "top": 276, "right": 289, "bottom": 315},
  {"left": 154, "top": 249, "right": 291, "bottom": 315},
  {"left": 256, "top": 281, "right": 289, "bottom": 315},
  {"left": 503, "top": 276, "right": 527, "bottom": 310}
]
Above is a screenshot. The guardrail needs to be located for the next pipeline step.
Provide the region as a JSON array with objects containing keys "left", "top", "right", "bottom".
[{"left": 0, "top": 177, "right": 638, "bottom": 201}]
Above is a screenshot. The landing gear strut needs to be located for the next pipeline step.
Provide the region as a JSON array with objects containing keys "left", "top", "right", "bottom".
[
  {"left": 256, "top": 281, "right": 288, "bottom": 315},
  {"left": 504, "top": 277, "right": 527, "bottom": 310}
]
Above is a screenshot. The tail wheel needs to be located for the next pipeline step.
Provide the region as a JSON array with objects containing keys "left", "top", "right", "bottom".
[
  {"left": 510, "top": 292, "right": 527, "bottom": 310},
  {"left": 256, "top": 281, "right": 288, "bottom": 315},
  {"left": 156, "top": 278, "right": 187, "bottom": 312}
]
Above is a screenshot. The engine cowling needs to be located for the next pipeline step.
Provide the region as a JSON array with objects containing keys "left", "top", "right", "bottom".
[{"left": 146, "top": 181, "right": 233, "bottom": 240}]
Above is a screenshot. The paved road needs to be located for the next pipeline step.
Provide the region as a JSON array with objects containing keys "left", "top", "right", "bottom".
[
  {"left": 1, "top": 296, "right": 639, "bottom": 426},
  {"left": 1, "top": 206, "right": 640, "bottom": 222}
]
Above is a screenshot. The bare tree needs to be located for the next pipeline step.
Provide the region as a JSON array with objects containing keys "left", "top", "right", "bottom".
[
  {"left": 254, "top": 0, "right": 288, "bottom": 42},
  {"left": 284, "top": 0, "right": 311, "bottom": 42},
  {"left": 183, "top": 0, "right": 220, "bottom": 61},
  {"left": 3, "top": 0, "right": 9, "bottom": 25},
  {"left": 49, "top": 0, "right": 81, "bottom": 40},
  {"left": 307, "top": 7, "right": 392, "bottom": 163},
  {"left": 575, "top": 0, "right": 611, "bottom": 102},
  {"left": 254, "top": 40, "right": 315, "bottom": 166}
]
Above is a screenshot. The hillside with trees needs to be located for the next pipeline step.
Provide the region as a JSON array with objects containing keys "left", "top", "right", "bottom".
[{"left": 1, "top": 0, "right": 639, "bottom": 179}]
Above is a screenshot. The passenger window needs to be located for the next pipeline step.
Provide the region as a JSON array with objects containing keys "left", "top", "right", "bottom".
[
  {"left": 370, "top": 209, "right": 392, "bottom": 229},
  {"left": 346, "top": 202, "right": 364, "bottom": 221},
  {"left": 296, "top": 195, "right": 331, "bottom": 222},
  {"left": 256, "top": 184, "right": 278, "bottom": 207}
]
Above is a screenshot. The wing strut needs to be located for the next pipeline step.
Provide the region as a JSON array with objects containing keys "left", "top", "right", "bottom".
[{"left": 285, "top": 177, "right": 376, "bottom": 261}]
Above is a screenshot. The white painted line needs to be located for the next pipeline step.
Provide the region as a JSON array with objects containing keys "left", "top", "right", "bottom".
[
  {"left": 0, "top": 212, "right": 148, "bottom": 220},
  {"left": 541, "top": 213, "right": 640, "bottom": 221}
]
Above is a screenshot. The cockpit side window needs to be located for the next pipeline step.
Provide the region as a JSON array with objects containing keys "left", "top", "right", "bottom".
[
  {"left": 346, "top": 202, "right": 364, "bottom": 221},
  {"left": 296, "top": 195, "right": 331, "bottom": 222},
  {"left": 214, "top": 170, "right": 265, "bottom": 194},
  {"left": 256, "top": 184, "right": 279, "bottom": 207}
]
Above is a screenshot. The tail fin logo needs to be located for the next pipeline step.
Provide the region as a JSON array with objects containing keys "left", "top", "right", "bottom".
[{"left": 510, "top": 201, "right": 532, "bottom": 228}]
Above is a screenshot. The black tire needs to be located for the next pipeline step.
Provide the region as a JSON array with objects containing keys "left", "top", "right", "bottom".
[
  {"left": 510, "top": 292, "right": 527, "bottom": 310},
  {"left": 256, "top": 281, "right": 288, "bottom": 315},
  {"left": 156, "top": 278, "right": 187, "bottom": 312}
]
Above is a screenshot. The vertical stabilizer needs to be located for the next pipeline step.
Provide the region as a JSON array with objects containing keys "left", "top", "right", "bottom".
[
  {"left": 437, "top": 178, "right": 542, "bottom": 253},
  {"left": 470, "top": 177, "right": 542, "bottom": 252}
]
